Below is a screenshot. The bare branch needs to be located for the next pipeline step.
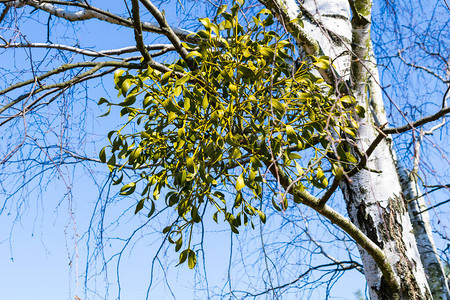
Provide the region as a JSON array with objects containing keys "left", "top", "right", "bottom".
[
  {"left": 0, "top": 66, "right": 116, "bottom": 126},
  {"left": 0, "top": 60, "right": 151, "bottom": 115},
  {"left": 0, "top": 42, "right": 175, "bottom": 58},
  {"left": 347, "top": 125, "right": 387, "bottom": 177},
  {"left": 1, "top": 0, "right": 197, "bottom": 43},
  {"left": 398, "top": 50, "right": 450, "bottom": 83},
  {"left": 317, "top": 176, "right": 341, "bottom": 207},
  {"left": 139, "top": 0, "right": 194, "bottom": 70},
  {"left": 383, "top": 106, "right": 450, "bottom": 135},
  {"left": 424, "top": 184, "right": 450, "bottom": 191},
  {"left": 264, "top": 160, "right": 400, "bottom": 293},
  {"left": 405, "top": 184, "right": 450, "bottom": 203},
  {"left": 414, "top": 198, "right": 450, "bottom": 216},
  {"left": 60, "top": 148, "right": 156, "bottom": 170},
  {"left": 318, "top": 124, "right": 388, "bottom": 206},
  {"left": 0, "top": 5, "right": 8, "bottom": 23},
  {"left": 1, "top": 60, "right": 143, "bottom": 97},
  {"left": 235, "top": 261, "right": 363, "bottom": 297},
  {"left": 130, "top": 0, "right": 152, "bottom": 63}
]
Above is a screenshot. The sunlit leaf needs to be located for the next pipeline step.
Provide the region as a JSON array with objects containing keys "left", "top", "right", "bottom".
[
  {"left": 120, "top": 182, "right": 136, "bottom": 195},
  {"left": 236, "top": 173, "right": 245, "bottom": 191},
  {"left": 188, "top": 250, "right": 197, "bottom": 269}
]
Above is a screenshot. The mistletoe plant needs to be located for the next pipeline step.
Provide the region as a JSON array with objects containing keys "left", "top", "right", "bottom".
[{"left": 99, "top": 3, "right": 364, "bottom": 268}]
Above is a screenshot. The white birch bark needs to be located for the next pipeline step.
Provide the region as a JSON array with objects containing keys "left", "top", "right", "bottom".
[
  {"left": 398, "top": 159, "right": 450, "bottom": 299},
  {"left": 273, "top": 0, "right": 433, "bottom": 298},
  {"left": 368, "top": 48, "right": 449, "bottom": 299},
  {"left": 343, "top": 44, "right": 431, "bottom": 298},
  {"left": 298, "top": 0, "right": 352, "bottom": 80}
]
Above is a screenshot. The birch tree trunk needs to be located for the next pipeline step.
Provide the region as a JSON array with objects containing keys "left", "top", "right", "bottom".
[
  {"left": 367, "top": 47, "right": 449, "bottom": 298},
  {"left": 398, "top": 159, "right": 450, "bottom": 299},
  {"left": 342, "top": 47, "right": 431, "bottom": 298},
  {"left": 264, "top": 0, "right": 437, "bottom": 298}
]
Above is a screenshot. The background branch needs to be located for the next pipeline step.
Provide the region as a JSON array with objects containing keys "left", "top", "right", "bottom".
[
  {"left": 1, "top": 0, "right": 197, "bottom": 43},
  {"left": 0, "top": 42, "right": 175, "bottom": 58},
  {"left": 383, "top": 106, "right": 450, "bottom": 135}
]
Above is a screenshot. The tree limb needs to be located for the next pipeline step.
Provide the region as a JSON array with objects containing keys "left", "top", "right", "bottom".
[
  {"left": 318, "top": 124, "right": 388, "bottom": 207},
  {"left": 2, "top": 0, "right": 197, "bottom": 43},
  {"left": 264, "top": 160, "right": 400, "bottom": 293},
  {"left": 398, "top": 50, "right": 449, "bottom": 84},
  {"left": 130, "top": 0, "right": 152, "bottom": 63},
  {"left": 383, "top": 106, "right": 450, "bottom": 135},
  {"left": 1, "top": 60, "right": 143, "bottom": 96},
  {"left": 0, "top": 60, "right": 152, "bottom": 115},
  {"left": 0, "top": 43, "right": 175, "bottom": 58},
  {"left": 348, "top": 0, "right": 370, "bottom": 26},
  {"left": 234, "top": 261, "right": 363, "bottom": 297},
  {"left": 414, "top": 198, "right": 450, "bottom": 216},
  {"left": 139, "top": 0, "right": 194, "bottom": 70},
  {"left": 0, "top": 5, "right": 8, "bottom": 23},
  {"left": 0, "top": 66, "right": 116, "bottom": 126}
]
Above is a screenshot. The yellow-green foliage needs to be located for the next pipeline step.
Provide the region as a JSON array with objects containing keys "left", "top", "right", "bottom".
[{"left": 98, "top": 2, "right": 364, "bottom": 268}]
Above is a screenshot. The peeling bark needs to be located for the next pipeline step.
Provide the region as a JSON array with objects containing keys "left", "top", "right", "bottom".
[
  {"left": 368, "top": 47, "right": 448, "bottom": 299},
  {"left": 341, "top": 123, "right": 431, "bottom": 299}
]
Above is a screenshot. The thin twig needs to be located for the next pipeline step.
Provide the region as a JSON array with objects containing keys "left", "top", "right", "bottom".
[{"left": 0, "top": 42, "right": 175, "bottom": 58}]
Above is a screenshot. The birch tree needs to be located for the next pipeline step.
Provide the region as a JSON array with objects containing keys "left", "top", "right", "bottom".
[{"left": 1, "top": 0, "right": 449, "bottom": 299}]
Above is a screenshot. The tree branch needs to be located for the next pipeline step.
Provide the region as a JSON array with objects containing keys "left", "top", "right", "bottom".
[
  {"left": 0, "top": 60, "right": 153, "bottom": 115},
  {"left": 398, "top": 50, "right": 449, "bottom": 84},
  {"left": 2, "top": 0, "right": 197, "bottom": 43},
  {"left": 130, "top": 0, "right": 152, "bottom": 63},
  {"left": 138, "top": 0, "right": 194, "bottom": 70},
  {"left": 0, "top": 5, "right": 8, "bottom": 23},
  {"left": 60, "top": 148, "right": 157, "bottom": 170},
  {"left": 383, "top": 106, "right": 450, "bottom": 135},
  {"left": 318, "top": 124, "right": 388, "bottom": 207},
  {"left": 235, "top": 261, "right": 363, "bottom": 297},
  {"left": 348, "top": 0, "right": 370, "bottom": 26},
  {"left": 0, "top": 42, "right": 175, "bottom": 58},
  {"left": 317, "top": 176, "right": 341, "bottom": 207},
  {"left": 0, "top": 66, "right": 117, "bottom": 126},
  {"left": 414, "top": 198, "right": 450, "bottom": 216},
  {"left": 264, "top": 159, "right": 400, "bottom": 292},
  {"left": 1, "top": 60, "right": 144, "bottom": 97}
]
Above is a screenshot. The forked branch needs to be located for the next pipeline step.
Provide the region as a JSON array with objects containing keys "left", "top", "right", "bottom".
[{"left": 264, "top": 160, "right": 400, "bottom": 294}]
